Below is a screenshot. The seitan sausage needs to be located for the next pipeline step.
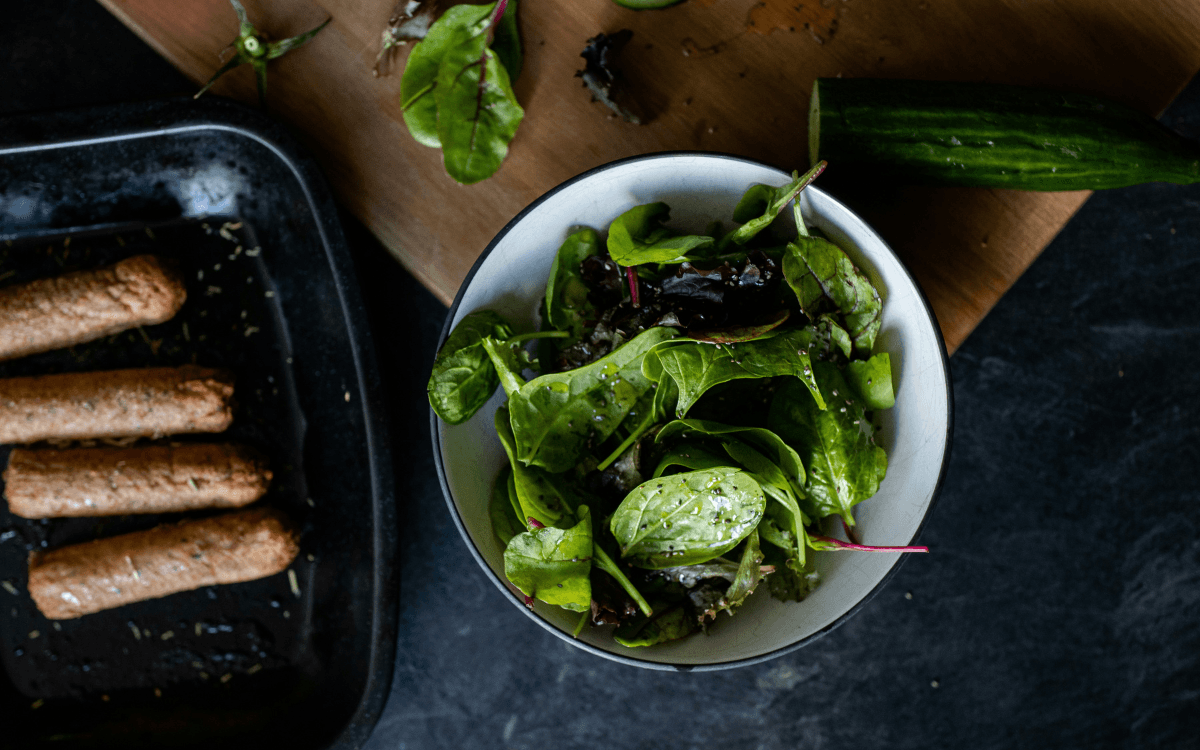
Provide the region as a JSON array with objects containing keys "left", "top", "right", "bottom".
[
  {"left": 0, "top": 365, "right": 234, "bottom": 444},
  {"left": 28, "top": 507, "right": 299, "bottom": 619},
  {"left": 0, "top": 255, "right": 187, "bottom": 362},
  {"left": 4, "top": 443, "right": 271, "bottom": 518}
]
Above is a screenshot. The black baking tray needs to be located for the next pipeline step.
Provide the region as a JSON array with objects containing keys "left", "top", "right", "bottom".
[{"left": 0, "top": 98, "right": 396, "bottom": 748}]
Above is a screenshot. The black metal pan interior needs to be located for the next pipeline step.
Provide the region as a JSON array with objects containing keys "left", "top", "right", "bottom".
[{"left": 0, "top": 98, "right": 396, "bottom": 749}]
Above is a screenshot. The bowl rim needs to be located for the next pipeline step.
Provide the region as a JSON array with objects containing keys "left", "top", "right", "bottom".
[{"left": 430, "top": 150, "right": 954, "bottom": 672}]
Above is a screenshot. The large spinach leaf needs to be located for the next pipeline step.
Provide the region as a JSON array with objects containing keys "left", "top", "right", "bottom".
[
  {"left": 544, "top": 228, "right": 600, "bottom": 340},
  {"left": 427, "top": 310, "right": 513, "bottom": 424},
  {"left": 508, "top": 326, "right": 677, "bottom": 473},
  {"left": 768, "top": 363, "right": 887, "bottom": 524},
  {"left": 607, "top": 203, "right": 714, "bottom": 266},
  {"left": 783, "top": 237, "right": 882, "bottom": 357},
  {"left": 727, "top": 162, "right": 826, "bottom": 247},
  {"left": 645, "top": 328, "right": 825, "bottom": 417},
  {"left": 844, "top": 352, "right": 895, "bottom": 410},
  {"left": 610, "top": 467, "right": 765, "bottom": 569},
  {"left": 503, "top": 505, "right": 592, "bottom": 612}
]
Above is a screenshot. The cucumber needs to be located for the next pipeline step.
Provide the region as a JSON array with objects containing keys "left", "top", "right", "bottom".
[{"left": 809, "top": 78, "right": 1200, "bottom": 190}]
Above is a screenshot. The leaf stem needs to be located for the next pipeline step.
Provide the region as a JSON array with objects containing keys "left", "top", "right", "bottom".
[
  {"left": 596, "top": 410, "right": 654, "bottom": 471},
  {"left": 593, "top": 544, "right": 653, "bottom": 617},
  {"left": 488, "top": 0, "right": 509, "bottom": 30},
  {"left": 573, "top": 609, "right": 589, "bottom": 637},
  {"left": 791, "top": 159, "right": 827, "bottom": 238},
  {"left": 507, "top": 330, "right": 570, "bottom": 344},
  {"left": 810, "top": 534, "right": 928, "bottom": 553},
  {"left": 626, "top": 265, "right": 641, "bottom": 308}
]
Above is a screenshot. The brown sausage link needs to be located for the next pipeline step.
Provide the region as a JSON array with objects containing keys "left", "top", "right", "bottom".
[
  {"left": 28, "top": 507, "right": 299, "bottom": 619},
  {"left": 4, "top": 443, "right": 271, "bottom": 518},
  {"left": 0, "top": 365, "right": 234, "bottom": 444},
  {"left": 0, "top": 255, "right": 187, "bottom": 362}
]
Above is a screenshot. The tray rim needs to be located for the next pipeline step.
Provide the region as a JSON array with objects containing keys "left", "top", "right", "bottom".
[{"left": 0, "top": 95, "right": 398, "bottom": 750}]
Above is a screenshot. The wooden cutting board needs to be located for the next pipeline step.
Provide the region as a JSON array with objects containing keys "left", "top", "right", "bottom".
[{"left": 100, "top": 0, "right": 1200, "bottom": 353}]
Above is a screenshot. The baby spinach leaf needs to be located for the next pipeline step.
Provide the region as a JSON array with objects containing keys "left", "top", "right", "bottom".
[
  {"left": 607, "top": 203, "right": 715, "bottom": 266},
  {"left": 655, "top": 419, "right": 807, "bottom": 496},
  {"left": 436, "top": 36, "right": 524, "bottom": 184},
  {"left": 698, "top": 530, "right": 769, "bottom": 620},
  {"left": 727, "top": 162, "right": 826, "bottom": 247},
  {"left": 503, "top": 505, "right": 592, "bottom": 612},
  {"left": 647, "top": 328, "right": 825, "bottom": 417},
  {"left": 652, "top": 441, "right": 730, "bottom": 478},
  {"left": 610, "top": 467, "right": 765, "bottom": 569},
  {"left": 400, "top": 3, "right": 492, "bottom": 148},
  {"left": 845, "top": 352, "right": 895, "bottom": 410},
  {"left": 495, "top": 405, "right": 569, "bottom": 527},
  {"left": 490, "top": 466, "right": 525, "bottom": 544},
  {"left": 427, "top": 309, "right": 513, "bottom": 424},
  {"left": 545, "top": 228, "right": 600, "bottom": 339},
  {"left": 508, "top": 326, "right": 677, "bottom": 473},
  {"left": 491, "top": 0, "right": 522, "bottom": 82},
  {"left": 767, "top": 364, "right": 888, "bottom": 524},
  {"left": 783, "top": 237, "right": 882, "bottom": 357},
  {"left": 613, "top": 601, "right": 698, "bottom": 648}
]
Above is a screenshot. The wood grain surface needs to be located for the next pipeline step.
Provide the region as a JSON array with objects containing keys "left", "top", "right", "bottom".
[{"left": 98, "top": 0, "right": 1200, "bottom": 353}]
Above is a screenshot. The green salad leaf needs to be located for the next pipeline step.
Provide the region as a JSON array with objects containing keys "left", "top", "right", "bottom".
[
  {"left": 607, "top": 203, "right": 714, "bottom": 266},
  {"left": 436, "top": 41, "right": 524, "bottom": 184},
  {"left": 495, "top": 405, "right": 570, "bottom": 527},
  {"left": 699, "top": 530, "right": 770, "bottom": 620},
  {"left": 427, "top": 310, "right": 513, "bottom": 424},
  {"left": 652, "top": 441, "right": 730, "bottom": 477},
  {"left": 544, "top": 228, "right": 600, "bottom": 340},
  {"left": 768, "top": 363, "right": 887, "bottom": 524},
  {"left": 645, "top": 328, "right": 825, "bottom": 417},
  {"left": 399, "top": 0, "right": 524, "bottom": 184},
  {"left": 762, "top": 537, "right": 820, "bottom": 603},
  {"left": 508, "top": 326, "right": 677, "bottom": 473},
  {"left": 844, "top": 353, "right": 895, "bottom": 410},
  {"left": 783, "top": 237, "right": 882, "bottom": 357},
  {"left": 613, "top": 601, "right": 698, "bottom": 648},
  {"left": 727, "top": 161, "right": 826, "bottom": 247},
  {"left": 503, "top": 505, "right": 593, "bottom": 611},
  {"left": 611, "top": 467, "right": 766, "bottom": 568},
  {"left": 490, "top": 466, "right": 525, "bottom": 544},
  {"left": 399, "top": 3, "right": 490, "bottom": 147}
]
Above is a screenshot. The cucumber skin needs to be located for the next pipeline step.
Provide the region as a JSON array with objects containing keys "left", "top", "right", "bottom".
[{"left": 810, "top": 78, "right": 1200, "bottom": 191}]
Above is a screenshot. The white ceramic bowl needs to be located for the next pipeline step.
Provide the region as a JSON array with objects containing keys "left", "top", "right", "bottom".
[{"left": 431, "top": 153, "right": 952, "bottom": 670}]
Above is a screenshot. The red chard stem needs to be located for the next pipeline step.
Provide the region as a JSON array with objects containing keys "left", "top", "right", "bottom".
[{"left": 626, "top": 265, "right": 640, "bottom": 308}]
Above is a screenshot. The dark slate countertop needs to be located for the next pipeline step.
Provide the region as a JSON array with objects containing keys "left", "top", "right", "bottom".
[{"left": 4, "top": 2, "right": 1198, "bottom": 748}]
